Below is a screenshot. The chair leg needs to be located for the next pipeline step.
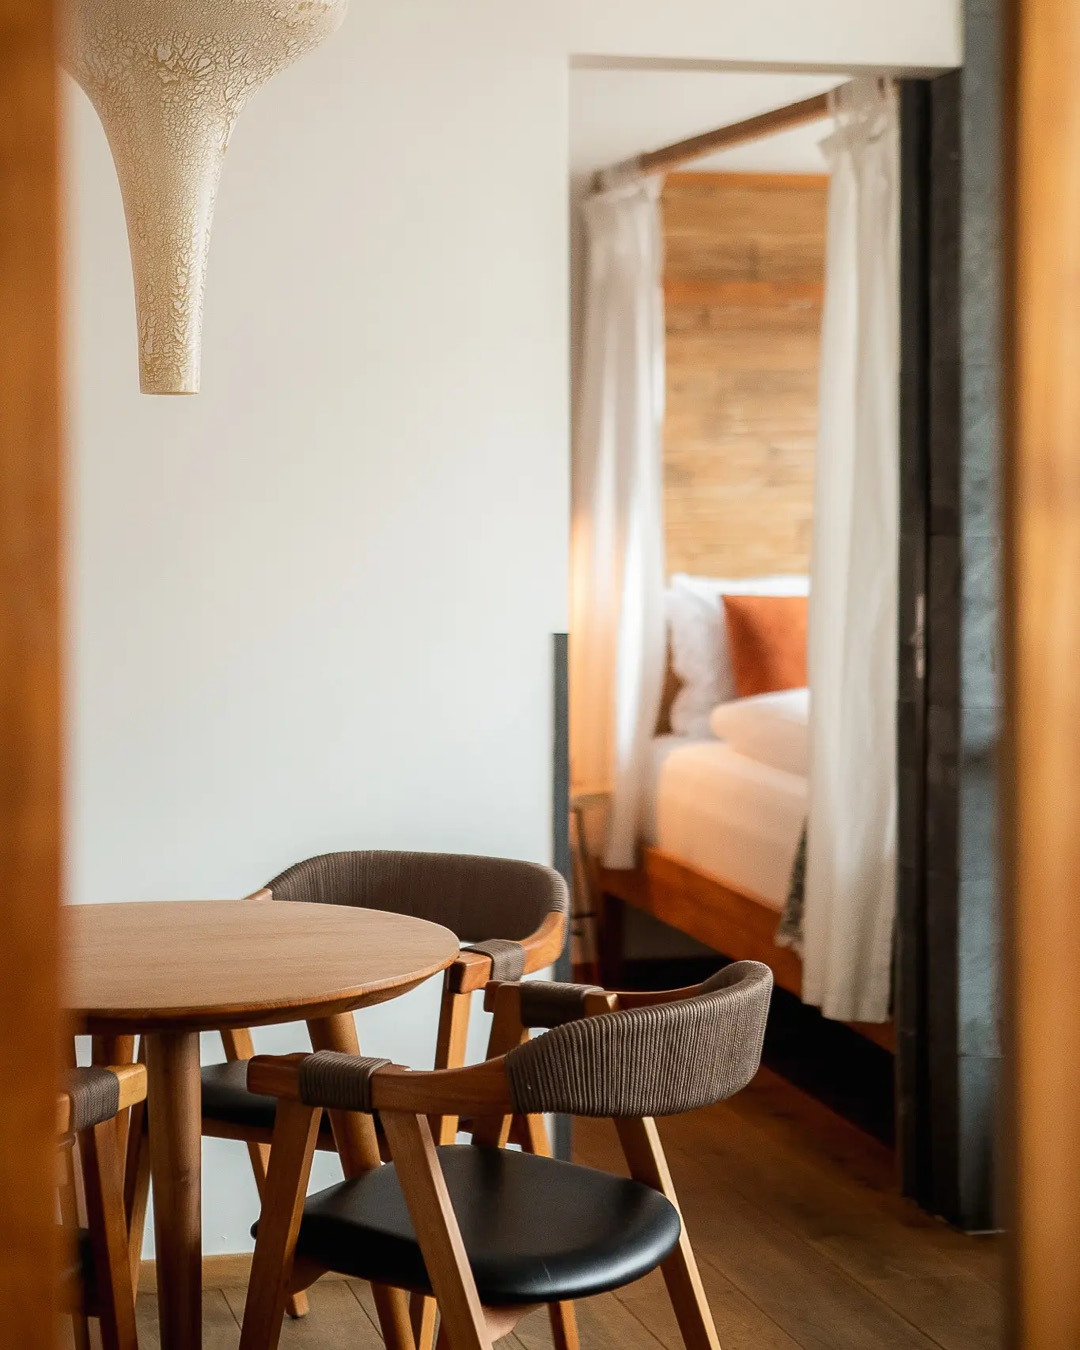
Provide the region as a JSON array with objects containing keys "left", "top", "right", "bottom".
[
  {"left": 548, "top": 1303, "right": 580, "bottom": 1350},
  {"left": 381, "top": 1111, "right": 493, "bottom": 1350},
  {"left": 615, "top": 1118, "right": 721, "bottom": 1350},
  {"left": 412, "top": 981, "right": 474, "bottom": 1350},
  {"left": 70, "top": 1311, "right": 93, "bottom": 1350},
  {"left": 412, "top": 1289, "right": 439, "bottom": 1350},
  {"left": 219, "top": 1027, "right": 310, "bottom": 1319},
  {"left": 309, "top": 1012, "right": 418, "bottom": 1350},
  {"left": 82, "top": 1117, "right": 140, "bottom": 1350},
  {"left": 91, "top": 1035, "right": 137, "bottom": 1117},
  {"left": 246, "top": 1135, "right": 310, "bottom": 1319},
  {"left": 239, "top": 1099, "right": 323, "bottom": 1350},
  {"left": 124, "top": 1085, "right": 151, "bottom": 1293},
  {"left": 515, "top": 1114, "right": 581, "bottom": 1350},
  {"left": 60, "top": 1140, "right": 93, "bottom": 1350},
  {"left": 433, "top": 985, "right": 473, "bottom": 1144},
  {"left": 470, "top": 995, "right": 531, "bottom": 1151}
]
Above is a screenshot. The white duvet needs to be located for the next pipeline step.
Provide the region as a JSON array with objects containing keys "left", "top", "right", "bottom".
[{"left": 645, "top": 736, "right": 806, "bottom": 911}]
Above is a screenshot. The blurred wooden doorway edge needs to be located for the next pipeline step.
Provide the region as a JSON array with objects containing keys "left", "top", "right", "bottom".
[
  {"left": 0, "top": 0, "right": 63, "bottom": 1344},
  {"left": 1004, "top": 0, "right": 1080, "bottom": 1344}
]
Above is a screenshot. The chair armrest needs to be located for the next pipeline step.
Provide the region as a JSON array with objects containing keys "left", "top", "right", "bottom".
[
  {"left": 484, "top": 976, "right": 723, "bottom": 1021},
  {"left": 448, "top": 910, "right": 570, "bottom": 994},
  {"left": 483, "top": 979, "right": 615, "bottom": 1028},
  {"left": 59, "top": 1062, "right": 147, "bottom": 1137},
  {"left": 446, "top": 948, "right": 504, "bottom": 994},
  {"left": 246, "top": 1052, "right": 514, "bottom": 1119}
]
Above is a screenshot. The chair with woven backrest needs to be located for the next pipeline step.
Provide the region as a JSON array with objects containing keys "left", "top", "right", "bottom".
[
  {"left": 60, "top": 1063, "right": 147, "bottom": 1350},
  {"left": 187, "top": 850, "right": 568, "bottom": 1340},
  {"left": 235, "top": 960, "right": 774, "bottom": 1350}
]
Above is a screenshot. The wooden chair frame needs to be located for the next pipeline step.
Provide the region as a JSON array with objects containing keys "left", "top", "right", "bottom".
[
  {"left": 237, "top": 980, "right": 723, "bottom": 1350},
  {"left": 60, "top": 1063, "right": 147, "bottom": 1350}
]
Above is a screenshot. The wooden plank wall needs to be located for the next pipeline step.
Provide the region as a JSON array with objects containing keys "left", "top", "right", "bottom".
[{"left": 661, "top": 171, "right": 828, "bottom": 579}]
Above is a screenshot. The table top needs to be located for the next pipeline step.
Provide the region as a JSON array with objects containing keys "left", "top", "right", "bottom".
[{"left": 66, "top": 900, "right": 459, "bottom": 1034}]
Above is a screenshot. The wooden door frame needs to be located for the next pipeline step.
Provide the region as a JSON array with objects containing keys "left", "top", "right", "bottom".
[
  {"left": 0, "top": 0, "right": 63, "bottom": 1341},
  {"left": 1002, "top": 0, "right": 1080, "bottom": 1341}
]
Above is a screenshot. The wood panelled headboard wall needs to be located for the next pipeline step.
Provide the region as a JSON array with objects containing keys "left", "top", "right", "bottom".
[{"left": 661, "top": 171, "right": 827, "bottom": 580}]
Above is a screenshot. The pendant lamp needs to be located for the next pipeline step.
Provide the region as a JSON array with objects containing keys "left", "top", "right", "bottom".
[{"left": 65, "top": 0, "right": 348, "bottom": 394}]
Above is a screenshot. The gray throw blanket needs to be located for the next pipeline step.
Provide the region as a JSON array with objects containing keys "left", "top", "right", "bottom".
[{"left": 775, "top": 821, "right": 806, "bottom": 956}]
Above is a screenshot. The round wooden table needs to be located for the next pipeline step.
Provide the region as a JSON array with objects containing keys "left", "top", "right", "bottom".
[{"left": 67, "top": 900, "right": 459, "bottom": 1350}]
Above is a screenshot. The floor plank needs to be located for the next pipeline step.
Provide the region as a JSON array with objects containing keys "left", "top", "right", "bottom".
[
  {"left": 858, "top": 1273, "right": 1002, "bottom": 1350},
  {"left": 222, "top": 1278, "right": 382, "bottom": 1348},
  {"left": 512, "top": 1294, "right": 665, "bottom": 1350},
  {"left": 134, "top": 1290, "right": 239, "bottom": 1349},
  {"left": 609, "top": 1264, "right": 803, "bottom": 1350},
  {"left": 695, "top": 1078, "right": 1000, "bottom": 1294},
  {"left": 574, "top": 1073, "right": 1002, "bottom": 1350},
  {"left": 666, "top": 1089, "right": 998, "bottom": 1286},
  {"left": 712, "top": 1070, "right": 1001, "bottom": 1285}
]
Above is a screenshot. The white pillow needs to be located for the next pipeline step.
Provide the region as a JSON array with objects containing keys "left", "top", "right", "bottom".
[
  {"left": 709, "top": 688, "right": 810, "bottom": 776},
  {"left": 666, "top": 573, "right": 810, "bottom": 737}
]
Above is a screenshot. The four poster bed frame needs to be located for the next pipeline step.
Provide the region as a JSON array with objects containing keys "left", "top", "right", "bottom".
[
  {"left": 586, "top": 81, "right": 896, "bottom": 1057},
  {"left": 596, "top": 851, "right": 895, "bottom": 1053}
]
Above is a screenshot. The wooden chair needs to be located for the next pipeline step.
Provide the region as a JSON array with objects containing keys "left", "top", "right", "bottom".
[
  {"left": 60, "top": 1064, "right": 146, "bottom": 1350},
  {"left": 236, "top": 960, "right": 774, "bottom": 1350},
  {"left": 129, "top": 850, "right": 568, "bottom": 1339}
]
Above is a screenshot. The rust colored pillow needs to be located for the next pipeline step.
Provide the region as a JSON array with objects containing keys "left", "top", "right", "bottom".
[{"left": 722, "top": 593, "right": 808, "bottom": 698}]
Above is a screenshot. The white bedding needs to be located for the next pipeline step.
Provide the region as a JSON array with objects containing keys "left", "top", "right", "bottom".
[{"left": 644, "top": 736, "right": 806, "bottom": 911}]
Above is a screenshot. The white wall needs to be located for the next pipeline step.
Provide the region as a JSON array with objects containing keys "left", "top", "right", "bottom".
[{"left": 66, "top": 0, "right": 960, "bottom": 1254}]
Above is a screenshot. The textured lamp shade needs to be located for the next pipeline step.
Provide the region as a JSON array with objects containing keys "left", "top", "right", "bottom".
[{"left": 64, "top": 0, "right": 347, "bottom": 395}]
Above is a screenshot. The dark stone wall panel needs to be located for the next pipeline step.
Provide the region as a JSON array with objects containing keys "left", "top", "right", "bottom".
[{"left": 899, "top": 3, "right": 1002, "bottom": 1229}]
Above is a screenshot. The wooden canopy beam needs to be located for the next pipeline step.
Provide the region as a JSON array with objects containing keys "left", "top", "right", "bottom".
[{"left": 597, "top": 89, "right": 835, "bottom": 187}]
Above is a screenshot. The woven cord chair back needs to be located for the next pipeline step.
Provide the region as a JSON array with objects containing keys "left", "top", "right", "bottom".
[
  {"left": 266, "top": 850, "right": 567, "bottom": 945},
  {"left": 504, "top": 961, "right": 773, "bottom": 1118}
]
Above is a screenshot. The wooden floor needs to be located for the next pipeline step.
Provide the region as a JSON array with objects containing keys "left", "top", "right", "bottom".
[{"left": 119, "top": 1067, "right": 1001, "bottom": 1350}]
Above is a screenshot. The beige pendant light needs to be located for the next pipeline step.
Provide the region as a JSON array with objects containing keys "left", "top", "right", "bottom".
[{"left": 65, "top": 0, "right": 347, "bottom": 395}]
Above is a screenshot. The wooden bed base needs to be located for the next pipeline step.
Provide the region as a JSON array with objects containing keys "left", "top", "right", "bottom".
[{"left": 597, "top": 847, "right": 895, "bottom": 1053}]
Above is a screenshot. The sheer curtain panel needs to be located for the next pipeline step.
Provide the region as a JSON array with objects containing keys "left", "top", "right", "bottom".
[
  {"left": 569, "top": 176, "right": 667, "bottom": 869},
  {"left": 803, "top": 80, "right": 901, "bottom": 1023}
]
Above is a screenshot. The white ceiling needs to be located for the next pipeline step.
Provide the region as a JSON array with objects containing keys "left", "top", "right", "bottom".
[{"left": 570, "top": 68, "right": 846, "bottom": 179}]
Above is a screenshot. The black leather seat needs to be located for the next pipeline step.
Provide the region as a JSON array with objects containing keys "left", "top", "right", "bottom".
[
  {"left": 60, "top": 1228, "right": 100, "bottom": 1317},
  {"left": 62, "top": 1228, "right": 94, "bottom": 1302},
  {"left": 260, "top": 1145, "right": 681, "bottom": 1306},
  {"left": 202, "top": 1062, "right": 340, "bottom": 1141}
]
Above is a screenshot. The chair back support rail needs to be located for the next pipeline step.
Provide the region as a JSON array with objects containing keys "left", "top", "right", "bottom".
[
  {"left": 259, "top": 850, "right": 569, "bottom": 985},
  {"left": 247, "top": 960, "right": 772, "bottom": 1122}
]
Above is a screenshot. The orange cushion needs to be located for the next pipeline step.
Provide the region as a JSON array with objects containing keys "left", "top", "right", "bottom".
[{"left": 722, "top": 594, "right": 808, "bottom": 698}]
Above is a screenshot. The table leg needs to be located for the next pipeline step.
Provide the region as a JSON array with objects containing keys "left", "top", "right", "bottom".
[
  {"left": 146, "top": 1031, "right": 202, "bottom": 1350},
  {"left": 308, "top": 1012, "right": 416, "bottom": 1350}
]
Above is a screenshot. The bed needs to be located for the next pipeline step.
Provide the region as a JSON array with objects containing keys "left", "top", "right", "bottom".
[{"left": 597, "top": 681, "right": 894, "bottom": 1051}]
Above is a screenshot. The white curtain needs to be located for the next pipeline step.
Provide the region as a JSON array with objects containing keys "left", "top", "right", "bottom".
[
  {"left": 569, "top": 175, "right": 667, "bottom": 869},
  {"left": 803, "top": 80, "right": 901, "bottom": 1023}
]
